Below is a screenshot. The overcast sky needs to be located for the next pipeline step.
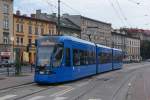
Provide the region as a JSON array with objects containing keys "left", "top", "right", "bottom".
[{"left": 14, "top": 0, "right": 150, "bottom": 29}]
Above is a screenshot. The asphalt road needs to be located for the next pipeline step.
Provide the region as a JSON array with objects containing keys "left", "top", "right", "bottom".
[{"left": 0, "top": 62, "right": 150, "bottom": 100}]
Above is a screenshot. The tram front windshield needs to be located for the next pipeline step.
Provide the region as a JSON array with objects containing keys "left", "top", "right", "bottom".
[{"left": 37, "top": 44, "right": 63, "bottom": 73}]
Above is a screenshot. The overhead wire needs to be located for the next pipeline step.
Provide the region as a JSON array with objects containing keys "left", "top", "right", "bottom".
[
  {"left": 127, "top": 0, "right": 150, "bottom": 27},
  {"left": 115, "top": 0, "right": 132, "bottom": 27},
  {"left": 107, "top": 0, "right": 127, "bottom": 27},
  {"left": 61, "top": 1, "right": 81, "bottom": 15}
]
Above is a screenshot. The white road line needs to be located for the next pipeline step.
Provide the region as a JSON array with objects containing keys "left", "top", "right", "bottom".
[
  {"left": 76, "top": 82, "right": 89, "bottom": 87},
  {"left": 89, "top": 99, "right": 102, "bottom": 100},
  {"left": 28, "top": 96, "right": 45, "bottom": 100},
  {"left": 50, "top": 87, "right": 74, "bottom": 97},
  {"left": 53, "top": 97, "right": 67, "bottom": 100},
  {"left": 0, "top": 94, "right": 17, "bottom": 100}
]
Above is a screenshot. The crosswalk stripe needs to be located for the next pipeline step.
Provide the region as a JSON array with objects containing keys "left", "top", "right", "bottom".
[
  {"left": 0, "top": 95, "right": 17, "bottom": 100},
  {"left": 28, "top": 96, "right": 45, "bottom": 100},
  {"left": 50, "top": 87, "right": 74, "bottom": 97},
  {"left": 53, "top": 97, "right": 67, "bottom": 100}
]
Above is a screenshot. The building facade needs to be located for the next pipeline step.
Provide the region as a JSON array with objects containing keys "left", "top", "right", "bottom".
[
  {"left": 112, "top": 30, "right": 126, "bottom": 54},
  {"left": 126, "top": 36, "right": 140, "bottom": 62},
  {"left": 0, "top": 0, "right": 13, "bottom": 62},
  {"left": 13, "top": 11, "right": 57, "bottom": 63},
  {"left": 63, "top": 15, "right": 112, "bottom": 47},
  {"left": 112, "top": 29, "right": 141, "bottom": 62},
  {"left": 32, "top": 10, "right": 81, "bottom": 37}
]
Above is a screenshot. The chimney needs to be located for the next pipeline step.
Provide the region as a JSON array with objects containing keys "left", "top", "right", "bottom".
[
  {"left": 51, "top": 13, "right": 57, "bottom": 17},
  {"left": 16, "top": 10, "right": 20, "bottom": 15},
  {"left": 62, "top": 13, "right": 69, "bottom": 18},
  {"left": 31, "top": 14, "right": 36, "bottom": 18},
  {"left": 36, "top": 9, "right": 41, "bottom": 14}
]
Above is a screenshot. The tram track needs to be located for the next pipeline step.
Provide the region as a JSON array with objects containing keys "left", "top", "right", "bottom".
[
  {"left": 0, "top": 82, "right": 35, "bottom": 94},
  {"left": 72, "top": 64, "right": 150, "bottom": 100},
  {"left": 13, "top": 86, "right": 55, "bottom": 100},
  {"left": 0, "top": 82, "right": 56, "bottom": 100}
]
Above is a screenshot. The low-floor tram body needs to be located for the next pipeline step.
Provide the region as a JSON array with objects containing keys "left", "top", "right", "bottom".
[{"left": 34, "top": 36, "right": 123, "bottom": 84}]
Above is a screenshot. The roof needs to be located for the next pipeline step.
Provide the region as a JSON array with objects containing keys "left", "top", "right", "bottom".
[
  {"left": 38, "top": 36, "right": 95, "bottom": 46},
  {"left": 81, "top": 15, "right": 111, "bottom": 26},
  {"left": 112, "top": 31, "right": 126, "bottom": 36},
  {"left": 113, "top": 48, "right": 122, "bottom": 52},
  {"left": 59, "top": 18, "right": 81, "bottom": 30},
  {"left": 39, "top": 15, "right": 81, "bottom": 31},
  {"left": 96, "top": 44, "right": 112, "bottom": 49},
  {"left": 38, "top": 36, "right": 122, "bottom": 51},
  {"left": 14, "top": 14, "right": 56, "bottom": 24}
]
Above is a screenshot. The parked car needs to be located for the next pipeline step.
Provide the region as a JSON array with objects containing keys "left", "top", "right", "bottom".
[{"left": 0, "top": 60, "right": 14, "bottom": 67}]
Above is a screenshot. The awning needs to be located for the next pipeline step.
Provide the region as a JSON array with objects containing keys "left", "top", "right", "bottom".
[{"left": 0, "top": 52, "right": 11, "bottom": 56}]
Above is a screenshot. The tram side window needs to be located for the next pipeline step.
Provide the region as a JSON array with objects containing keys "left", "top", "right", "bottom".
[
  {"left": 88, "top": 51, "right": 96, "bottom": 64},
  {"left": 114, "top": 54, "right": 120, "bottom": 63},
  {"left": 80, "top": 50, "right": 85, "bottom": 65},
  {"left": 53, "top": 46, "right": 64, "bottom": 67},
  {"left": 65, "top": 48, "right": 70, "bottom": 66},
  {"left": 73, "top": 49, "right": 96, "bottom": 66},
  {"left": 99, "top": 52, "right": 112, "bottom": 64},
  {"left": 116, "top": 54, "right": 123, "bottom": 62},
  {"left": 73, "top": 49, "right": 80, "bottom": 66}
]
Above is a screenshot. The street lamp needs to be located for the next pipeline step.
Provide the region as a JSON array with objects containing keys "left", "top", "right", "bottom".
[{"left": 10, "top": 36, "right": 14, "bottom": 63}]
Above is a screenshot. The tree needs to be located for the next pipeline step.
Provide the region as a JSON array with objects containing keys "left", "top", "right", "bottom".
[{"left": 141, "top": 40, "right": 150, "bottom": 60}]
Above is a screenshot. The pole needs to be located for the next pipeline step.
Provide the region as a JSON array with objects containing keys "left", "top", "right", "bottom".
[{"left": 58, "top": 0, "right": 61, "bottom": 35}]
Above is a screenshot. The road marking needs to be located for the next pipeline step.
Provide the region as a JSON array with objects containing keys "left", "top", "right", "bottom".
[
  {"left": 89, "top": 99, "right": 102, "bottom": 100},
  {"left": 0, "top": 94, "right": 17, "bottom": 100},
  {"left": 50, "top": 86, "right": 74, "bottom": 97},
  {"left": 53, "top": 97, "right": 67, "bottom": 100},
  {"left": 76, "top": 82, "right": 89, "bottom": 87},
  {"left": 28, "top": 96, "right": 45, "bottom": 100}
]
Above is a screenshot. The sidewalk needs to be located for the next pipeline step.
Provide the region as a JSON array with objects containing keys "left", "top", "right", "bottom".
[
  {"left": 0, "top": 62, "right": 145, "bottom": 91},
  {"left": 0, "top": 66, "right": 34, "bottom": 90},
  {"left": 0, "top": 73, "right": 34, "bottom": 90}
]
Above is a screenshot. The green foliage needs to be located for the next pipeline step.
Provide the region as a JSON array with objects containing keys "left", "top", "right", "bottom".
[
  {"left": 15, "top": 48, "right": 21, "bottom": 75},
  {"left": 141, "top": 40, "right": 150, "bottom": 60}
]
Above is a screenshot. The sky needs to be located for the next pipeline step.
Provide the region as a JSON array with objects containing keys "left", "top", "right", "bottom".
[{"left": 14, "top": 0, "right": 150, "bottom": 29}]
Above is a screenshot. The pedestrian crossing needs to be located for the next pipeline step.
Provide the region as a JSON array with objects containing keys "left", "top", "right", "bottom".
[
  {"left": 28, "top": 96, "right": 45, "bottom": 100},
  {"left": 0, "top": 94, "right": 68, "bottom": 100},
  {"left": 0, "top": 94, "right": 17, "bottom": 100},
  {"left": 0, "top": 94, "right": 102, "bottom": 100}
]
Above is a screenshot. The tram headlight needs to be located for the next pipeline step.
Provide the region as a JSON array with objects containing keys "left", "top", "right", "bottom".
[{"left": 39, "top": 71, "right": 44, "bottom": 74}]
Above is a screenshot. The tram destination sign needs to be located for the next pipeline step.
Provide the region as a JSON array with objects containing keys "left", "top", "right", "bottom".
[{"left": 40, "top": 39, "right": 56, "bottom": 46}]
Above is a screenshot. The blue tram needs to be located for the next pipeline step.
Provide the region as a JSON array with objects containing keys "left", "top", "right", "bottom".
[{"left": 34, "top": 36, "right": 123, "bottom": 84}]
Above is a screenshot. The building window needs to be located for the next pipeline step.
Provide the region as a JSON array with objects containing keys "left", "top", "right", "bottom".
[
  {"left": 16, "top": 24, "right": 23, "bottom": 32},
  {"left": 3, "top": 37, "right": 8, "bottom": 44},
  {"left": 16, "top": 37, "right": 19, "bottom": 45},
  {"left": 3, "top": 4, "right": 9, "bottom": 14},
  {"left": 35, "top": 27, "right": 38, "bottom": 35},
  {"left": 28, "top": 39, "right": 32, "bottom": 44},
  {"left": 3, "top": 32, "right": 9, "bottom": 44},
  {"left": 3, "top": 17, "right": 9, "bottom": 29},
  {"left": 49, "top": 29, "right": 54, "bottom": 35},
  {"left": 21, "top": 24, "right": 23, "bottom": 32},
  {"left": 16, "top": 24, "right": 19, "bottom": 32},
  {"left": 28, "top": 26, "right": 32, "bottom": 34},
  {"left": 21, "top": 38, "right": 23, "bottom": 45},
  {"left": 41, "top": 28, "right": 44, "bottom": 35}
]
